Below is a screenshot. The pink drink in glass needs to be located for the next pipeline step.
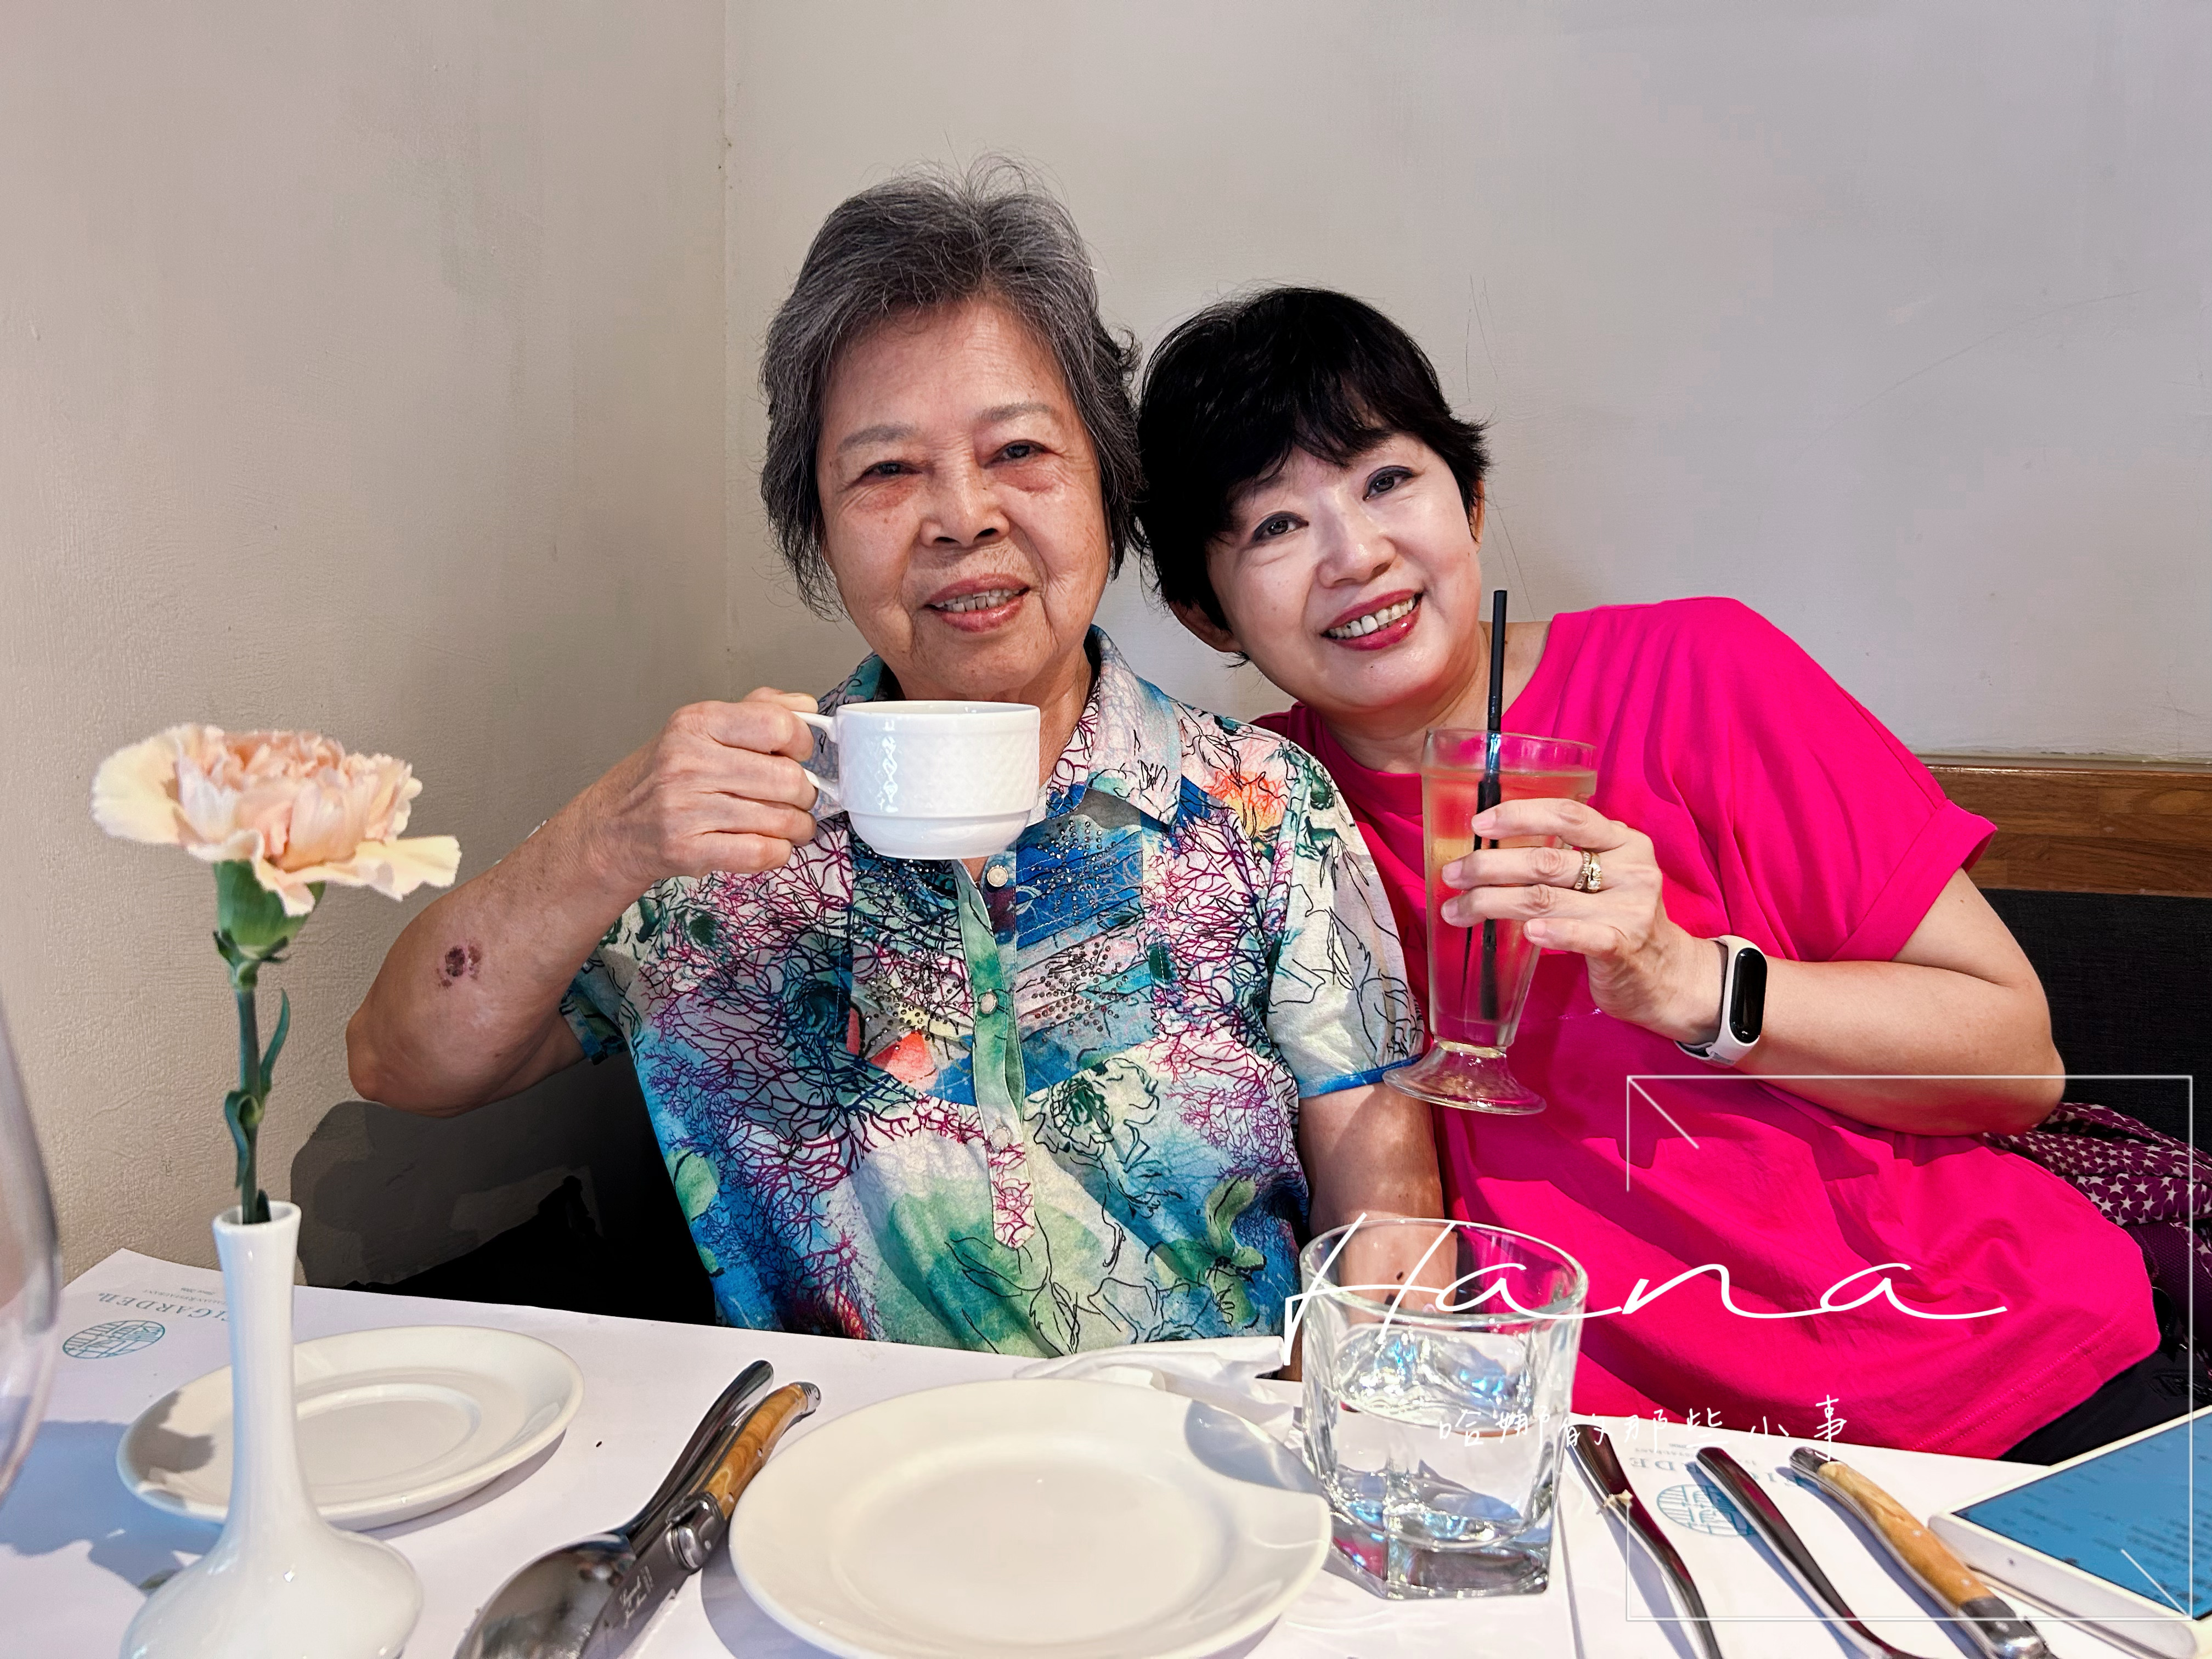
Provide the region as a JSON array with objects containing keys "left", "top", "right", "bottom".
[{"left": 1389, "top": 732, "right": 1598, "bottom": 1114}]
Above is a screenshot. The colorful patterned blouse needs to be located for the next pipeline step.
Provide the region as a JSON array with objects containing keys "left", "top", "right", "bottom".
[{"left": 564, "top": 630, "right": 1418, "bottom": 1355}]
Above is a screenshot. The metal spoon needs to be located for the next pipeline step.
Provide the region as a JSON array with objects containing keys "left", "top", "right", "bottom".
[{"left": 455, "top": 1361, "right": 817, "bottom": 1659}]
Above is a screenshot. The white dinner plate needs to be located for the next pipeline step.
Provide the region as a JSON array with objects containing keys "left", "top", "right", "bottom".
[
  {"left": 733, "top": 1378, "right": 1331, "bottom": 1659},
  {"left": 117, "top": 1324, "right": 583, "bottom": 1529}
]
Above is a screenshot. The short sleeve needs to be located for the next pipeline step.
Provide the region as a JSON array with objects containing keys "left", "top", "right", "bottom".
[
  {"left": 560, "top": 893, "right": 663, "bottom": 1062},
  {"left": 1655, "top": 600, "right": 1996, "bottom": 964},
  {"left": 560, "top": 952, "right": 627, "bottom": 1062},
  {"left": 1263, "top": 749, "right": 1425, "bottom": 1094}
]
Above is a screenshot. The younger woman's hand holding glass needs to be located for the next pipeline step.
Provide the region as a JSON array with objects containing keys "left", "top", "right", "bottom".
[{"left": 1440, "top": 797, "right": 1724, "bottom": 1046}]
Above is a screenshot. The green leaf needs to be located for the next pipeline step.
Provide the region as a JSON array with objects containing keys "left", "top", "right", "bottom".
[
  {"left": 223, "top": 1088, "right": 257, "bottom": 1187},
  {"left": 1204, "top": 1176, "right": 1260, "bottom": 1256},
  {"left": 214, "top": 861, "right": 318, "bottom": 958},
  {"left": 666, "top": 1148, "right": 720, "bottom": 1222},
  {"left": 258, "top": 991, "right": 291, "bottom": 1093},
  {"left": 1151, "top": 1237, "right": 1217, "bottom": 1291},
  {"left": 1152, "top": 1178, "right": 1268, "bottom": 1327}
]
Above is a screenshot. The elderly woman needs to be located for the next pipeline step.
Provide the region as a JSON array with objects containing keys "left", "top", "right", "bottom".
[
  {"left": 1133, "top": 286, "right": 2182, "bottom": 1459},
  {"left": 348, "top": 180, "right": 1435, "bottom": 1355}
]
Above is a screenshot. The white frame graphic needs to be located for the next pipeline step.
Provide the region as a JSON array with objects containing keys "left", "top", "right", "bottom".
[{"left": 1596, "top": 1071, "right": 2197, "bottom": 1637}]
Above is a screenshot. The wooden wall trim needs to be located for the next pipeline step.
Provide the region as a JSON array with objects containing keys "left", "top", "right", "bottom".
[{"left": 1918, "top": 754, "right": 2212, "bottom": 897}]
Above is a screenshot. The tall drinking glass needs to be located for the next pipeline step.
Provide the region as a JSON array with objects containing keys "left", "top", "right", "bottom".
[
  {"left": 1386, "top": 731, "right": 1597, "bottom": 1113},
  {"left": 1297, "top": 1217, "right": 1585, "bottom": 1598},
  {"left": 0, "top": 999, "right": 60, "bottom": 1505}
]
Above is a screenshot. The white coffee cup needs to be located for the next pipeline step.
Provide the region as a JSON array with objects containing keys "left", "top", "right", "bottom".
[{"left": 797, "top": 700, "right": 1042, "bottom": 860}]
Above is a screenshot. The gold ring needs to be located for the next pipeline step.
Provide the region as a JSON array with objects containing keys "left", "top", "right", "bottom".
[{"left": 1572, "top": 848, "right": 1604, "bottom": 893}]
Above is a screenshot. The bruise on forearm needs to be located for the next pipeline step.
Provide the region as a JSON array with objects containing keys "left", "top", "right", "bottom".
[{"left": 353, "top": 759, "right": 678, "bottom": 1110}]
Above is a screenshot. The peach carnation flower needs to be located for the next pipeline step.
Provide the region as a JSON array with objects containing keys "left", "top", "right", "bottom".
[{"left": 93, "top": 724, "right": 460, "bottom": 916}]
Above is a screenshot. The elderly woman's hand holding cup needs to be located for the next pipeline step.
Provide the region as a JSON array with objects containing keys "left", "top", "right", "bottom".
[{"left": 571, "top": 689, "right": 826, "bottom": 890}]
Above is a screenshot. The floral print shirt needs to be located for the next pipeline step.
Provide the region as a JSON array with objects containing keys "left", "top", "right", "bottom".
[{"left": 565, "top": 630, "right": 1418, "bottom": 1355}]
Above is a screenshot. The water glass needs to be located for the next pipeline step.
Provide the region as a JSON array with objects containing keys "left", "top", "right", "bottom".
[
  {"left": 1386, "top": 731, "right": 1597, "bottom": 1114},
  {"left": 0, "top": 999, "right": 60, "bottom": 1505},
  {"left": 1297, "top": 1217, "right": 1585, "bottom": 1598}
]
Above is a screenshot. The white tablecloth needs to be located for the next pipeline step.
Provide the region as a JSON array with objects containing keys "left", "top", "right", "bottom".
[{"left": 1, "top": 1250, "right": 2141, "bottom": 1658}]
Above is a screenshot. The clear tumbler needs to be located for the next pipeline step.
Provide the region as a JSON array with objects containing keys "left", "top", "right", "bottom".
[{"left": 1297, "top": 1217, "right": 1585, "bottom": 1598}]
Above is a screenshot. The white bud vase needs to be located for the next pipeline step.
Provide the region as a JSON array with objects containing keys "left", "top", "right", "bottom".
[{"left": 121, "top": 1202, "right": 420, "bottom": 1659}]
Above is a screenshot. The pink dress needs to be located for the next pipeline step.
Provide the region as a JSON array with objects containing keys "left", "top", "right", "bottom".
[{"left": 1262, "top": 598, "right": 2156, "bottom": 1455}]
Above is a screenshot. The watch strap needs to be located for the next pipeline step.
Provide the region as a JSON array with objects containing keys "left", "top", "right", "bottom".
[{"left": 1677, "top": 935, "right": 1766, "bottom": 1066}]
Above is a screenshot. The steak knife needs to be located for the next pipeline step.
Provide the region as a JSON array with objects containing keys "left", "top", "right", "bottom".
[
  {"left": 1790, "top": 1447, "right": 2050, "bottom": 1659},
  {"left": 1695, "top": 1446, "right": 1938, "bottom": 1659}
]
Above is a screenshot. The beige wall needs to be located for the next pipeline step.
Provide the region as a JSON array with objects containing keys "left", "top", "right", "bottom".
[
  {"left": 0, "top": 2, "right": 729, "bottom": 1278},
  {"left": 726, "top": 0, "right": 2211, "bottom": 756},
  {"left": 8, "top": 1, "right": 2208, "bottom": 1278}
]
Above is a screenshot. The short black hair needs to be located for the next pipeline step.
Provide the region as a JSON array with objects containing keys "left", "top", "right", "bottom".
[{"left": 1135, "top": 287, "right": 1488, "bottom": 629}]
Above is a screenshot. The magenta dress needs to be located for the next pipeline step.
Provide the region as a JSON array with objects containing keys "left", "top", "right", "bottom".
[{"left": 1262, "top": 597, "right": 2155, "bottom": 1455}]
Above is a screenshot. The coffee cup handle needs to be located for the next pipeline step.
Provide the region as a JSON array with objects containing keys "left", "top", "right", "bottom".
[{"left": 793, "top": 710, "right": 839, "bottom": 806}]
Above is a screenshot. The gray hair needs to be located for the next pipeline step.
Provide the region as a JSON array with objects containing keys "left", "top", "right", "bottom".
[{"left": 759, "top": 161, "right": 1142, "bottom": 613}]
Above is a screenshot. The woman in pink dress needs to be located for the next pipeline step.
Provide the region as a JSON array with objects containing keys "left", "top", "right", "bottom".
[{"left": 1133, "top": 287, "right": 2185, "bottom": 1459}]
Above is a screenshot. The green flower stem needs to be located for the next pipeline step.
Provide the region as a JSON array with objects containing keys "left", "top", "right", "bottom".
[
  {"left": 233, "top": 964, "right": 261, "bottom": 1224},
  {"left": 212, "top": 860, "right": 304, "bottom": 1228}
]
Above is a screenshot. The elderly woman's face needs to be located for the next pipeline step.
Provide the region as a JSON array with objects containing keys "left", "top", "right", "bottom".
[
  {"left": 816, "top": 299, "right": 1110, "bottom": 706},
  {"left": 1198, "top": 434, "right": 1486, "bottom": 725}
]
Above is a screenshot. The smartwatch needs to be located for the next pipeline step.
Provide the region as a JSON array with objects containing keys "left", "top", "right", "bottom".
[{"left": 1677, "top": 935, "right": 1767, "bottom": 1066}]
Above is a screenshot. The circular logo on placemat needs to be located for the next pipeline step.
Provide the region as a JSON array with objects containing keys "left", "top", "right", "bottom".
[
  {"left": 62, "top": 1319, "right": 166, "bottom": 1359},
  {"left": 1656, "top": 1482, "right": 1750, "bottom": 1536}
]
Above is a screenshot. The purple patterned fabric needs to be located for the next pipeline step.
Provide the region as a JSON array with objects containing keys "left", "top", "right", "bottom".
[{"left": 1991, "top": 1102, "right": 2207, "bottom": 1358}]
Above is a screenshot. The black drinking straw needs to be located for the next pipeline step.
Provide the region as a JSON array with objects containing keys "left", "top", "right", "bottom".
[{"left": 1470, "top": 590, "right": 1509, "bottom": 1019}]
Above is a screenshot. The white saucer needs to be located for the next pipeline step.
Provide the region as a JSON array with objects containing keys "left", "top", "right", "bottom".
[
  {"left": 118, "top": 1324, "right": 583, "bottom": 1530},
  {"left": 733, "top": 1378, "right": 1330, "bottom": 1659}
]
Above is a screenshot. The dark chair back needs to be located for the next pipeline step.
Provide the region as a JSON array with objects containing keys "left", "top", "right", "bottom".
[
  {"left": 1923, "top": 754, "right": 2211, "bottom": 1148},
  {"left": 1983, "top": 889, "right": 2207, "bottom": 1146}
]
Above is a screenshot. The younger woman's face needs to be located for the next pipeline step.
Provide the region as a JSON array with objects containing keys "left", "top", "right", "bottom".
[{"left": 1180, "top": 434, "right": 1485, "bottom": 727}]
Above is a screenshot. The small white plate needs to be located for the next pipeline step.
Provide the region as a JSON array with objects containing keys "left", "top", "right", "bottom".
[
  {"left": 118, "top": 1324, "right": 583, "bottom": 1530},
  {"left": 733, "top": 1378, "right": 1330, "bottom": 1659}
]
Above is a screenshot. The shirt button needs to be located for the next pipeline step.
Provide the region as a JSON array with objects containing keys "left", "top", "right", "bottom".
[
  {"left": 977, "top": 991, "right": 1000, "bottom": 1015},
  {"left": 984, "top": 864, "right": 1010, "bottom": 889}
]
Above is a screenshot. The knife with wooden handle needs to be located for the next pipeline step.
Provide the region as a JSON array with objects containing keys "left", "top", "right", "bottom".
[
  {"left": 578, "top": 1380, "right": 821, "bottom": 1659},
  {"left": 701, "top": 1379, "right": 820, "bottom": 1520},
  {"left": 456, "top": 1365, "right": 815, "bottom": 1659},
  {"left": 1790, "top": 1447, "right": 2051, "bottom": 1659}
]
